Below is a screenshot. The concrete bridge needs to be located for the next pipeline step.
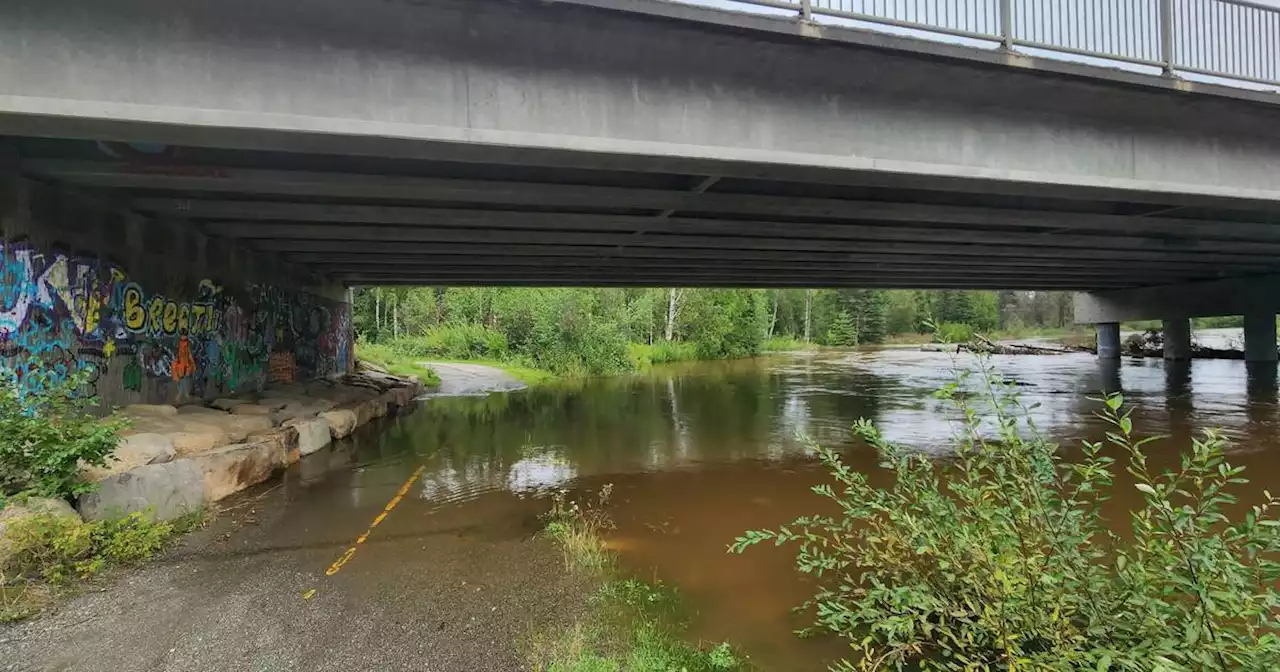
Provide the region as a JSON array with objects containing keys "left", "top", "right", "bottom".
[{"left": 2, "top": 0, "right": 1280, "bottom": 406}]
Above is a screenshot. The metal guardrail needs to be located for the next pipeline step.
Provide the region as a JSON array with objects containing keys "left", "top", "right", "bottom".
[{"left": 686, "top": 0, "right": 1279, "bottom": 87}]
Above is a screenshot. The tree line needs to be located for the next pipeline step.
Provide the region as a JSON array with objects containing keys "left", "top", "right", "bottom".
[{"left": 353, "top": 287, "right": 1078, "bottom": 376}]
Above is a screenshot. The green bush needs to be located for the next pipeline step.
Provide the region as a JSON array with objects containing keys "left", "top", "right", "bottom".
[
  {"left": 2, "top": 510, "right": 195, "bottom": 586},
  {"left": 934, "top": 320, "right": 974, "bottom": 344},
  {"left": 0, "top": 369, "right": 126, "bottom": 501},
  {"left": 391, "top": 324, "right": 510, "bottom": 360},
  {"left": 732, "top": 357, "right": 1280, "bottom": 671}
]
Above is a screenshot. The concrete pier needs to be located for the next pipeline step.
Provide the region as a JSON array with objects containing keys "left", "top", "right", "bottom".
[
  {"left": 1162, "top": 318, "right": 1192, "bottom": 360},
  {"left": 1244, "top": 313, "right": 1278, "bottom": 362},
  {"left": 1097, "top": 357, "right": 1122, "bottom": 395},
  {"left": 1096, "top": 322, "right": 1121, "bottom": 359}
]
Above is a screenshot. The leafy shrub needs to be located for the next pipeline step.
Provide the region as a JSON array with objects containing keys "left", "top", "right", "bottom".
[
  {"left": 2, "top": 510, "right": 195, "bottom": 586},
  {"left": 0, "top": 369, "right": 126, "bottom": 500},
  {"left": 389, "top": 324, "right": 510, "bottom": 360},
  {"left": 732, "top": 357, "right": 1280, "bottom": 671},
  {"left": 934, "top": 320, "right": 974, "bottom": 344}
]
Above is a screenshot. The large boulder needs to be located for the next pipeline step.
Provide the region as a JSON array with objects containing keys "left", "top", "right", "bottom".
[
  {"left": 81, "top": 433, "right": 177, "bottom": 482},
  {"left": 188, "top": 441, "right": 286, "bottom": 502},
  {"left": 348, "top": 398, "right": 387, "bottom": 427},
  {"left": 210, "top": 398, "right": 251, "bottom": 412},
  {"left": 285, "top": 417, "right": 332, "bottom": 457},
  {"left": 176, "top": 405, "right": 225, "bottom": 416},
  {"left": 166, "top": 419, "right": 229, "bottom": 456},
  {"left": 194, "top": 413, "right": 274, "bottom": 443},
  {"left": 1, "top": 497, "right": 78, "bottom": 534},
  {"left": 0, "top": 497, "right": 79, "bottom": 568},
  {"left": 231, "top": 404, "right": 275, "bottom": 416},
  {"left": 123, "top": 404, "right": 178, "bottom": 417},
  {"left": 357, "top": 359, "right": 388, "bottom": 374},
  {"left": 269, "top": 399, "right": 338, "bottom": 426},
  {"left": 319, "top": 409, "right": 358, "bottom": 439},
  {"left": 245, "top": 427, "right": 301, "bottom": 467},
  {"left": 77, "top": 460, "right": 206, "bottom": 522}
]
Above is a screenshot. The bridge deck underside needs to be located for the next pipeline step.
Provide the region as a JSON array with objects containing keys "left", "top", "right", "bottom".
[{"left": 16, "top": 137, "right": 1280, "bottom": 289}]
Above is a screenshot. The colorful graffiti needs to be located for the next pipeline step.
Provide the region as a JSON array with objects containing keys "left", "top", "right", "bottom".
[{"left": 0, "top": 241, "right": 352, "bottom": 405}]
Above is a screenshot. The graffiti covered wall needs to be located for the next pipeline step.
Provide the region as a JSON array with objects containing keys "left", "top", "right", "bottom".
[{"left": 0, "top": 240, "right": 353, "bottom": 406}]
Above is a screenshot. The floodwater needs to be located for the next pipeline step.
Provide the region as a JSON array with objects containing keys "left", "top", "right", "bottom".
[{"left": 332, "top": 337, "right": 1280, "bottom": 670}]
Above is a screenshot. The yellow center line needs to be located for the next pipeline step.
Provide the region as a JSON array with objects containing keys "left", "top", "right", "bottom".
[{"left": 324, "top": 464, "right": 426, "bottom": 577}]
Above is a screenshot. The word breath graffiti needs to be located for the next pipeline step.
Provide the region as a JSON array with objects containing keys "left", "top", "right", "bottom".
[{"left": 0, "top": 241, "right": 352, "bottom": 405}]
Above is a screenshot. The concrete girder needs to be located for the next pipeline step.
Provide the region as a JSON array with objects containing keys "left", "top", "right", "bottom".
[
  {"left": 293, "top": 258, "right": 1213, "bottom": 277},
  {"left": 246, "top": 237, "right": 1279, "bottom": 267},
  {"left": 336, "top": 275, "right": 1132, "bottom": 289},
  {"left": 1077, "top": 274, "right": 1280, "bottom": 323},
  {"left": 192, "top": 218, "right": 1280, "bottom": 257},
  {"left": 280, "top": 251, "right": 1275, "bottom": 274},
  {"left": 116, "top": 195, "right": 1280, "bottom": 246},
  {"left": 309, "top": 267, "right": 1188, "bottom": 285},
  {"left": 212, "top": 222, "right": 1280, "bottom": 263}
]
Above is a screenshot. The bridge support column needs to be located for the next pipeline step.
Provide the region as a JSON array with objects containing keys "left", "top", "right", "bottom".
[
  {"left": 1096, "top": 322, "right": 1120, "bottom": 359},
  {"left": 1244, "top": 312, "right": 1278, "bottom": 362},
  {"left": 1162, "top": 318, "right": 1191, "bottom": 360}
]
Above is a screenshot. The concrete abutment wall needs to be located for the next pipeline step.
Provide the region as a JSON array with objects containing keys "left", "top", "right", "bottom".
[{"left": 0, "top": 171, "right": 354, "bottom": 408}]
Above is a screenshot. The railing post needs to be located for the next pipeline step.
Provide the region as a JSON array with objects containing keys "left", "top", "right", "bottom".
[
  {"left": 1159, "top": 0, "right": 1175, "bottom": 76},
  {"left": 799, "top": 0, "right": 812, "bottom": 21},
  {"left": 999, "top": 0, "right": 1014, "bottom": 50}
]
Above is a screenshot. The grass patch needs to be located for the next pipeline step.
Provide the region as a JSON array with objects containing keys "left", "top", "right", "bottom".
[
  {"left": 761, "top": 337, "right": 817, "bottom": 352},
  {"left": 527, "top": 578, "right": 744, "bottom": 672},
  {"left": 627, "top": 342, "right": 700, "bottom": 370},
  {"left": 354, "top": 340, "right": 442, "bottom": 387},
  {"left": 530, "top": 487, "right": 747, "bottom": 671},
  {"left": 1, "top": 508, "right": 207, "bottom": 622},
  {"left": 543, "top": 485, "right": 615, "bottom": 571}
]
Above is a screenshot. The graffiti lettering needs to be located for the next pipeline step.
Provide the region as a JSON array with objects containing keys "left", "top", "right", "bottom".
[
  {"left": 0, "top": 241, "right": 352, "bottom": 406},
  {"left": 123, "top": 284, "right": 145, "bottom": 332}
]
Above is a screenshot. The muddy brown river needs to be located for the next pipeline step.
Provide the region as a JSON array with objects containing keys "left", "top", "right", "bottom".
[{"left": 349, "top": 346, "right": 1280, "bottom": 670}]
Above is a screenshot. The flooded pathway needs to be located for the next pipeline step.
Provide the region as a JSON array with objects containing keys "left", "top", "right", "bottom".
[{"left": 7, "top": 341, "right": 1280, "bottom": 671}]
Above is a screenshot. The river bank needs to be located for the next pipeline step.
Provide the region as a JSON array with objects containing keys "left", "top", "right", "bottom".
[{"left": 1, "top": 364, "right": 592, "bottom": 671}]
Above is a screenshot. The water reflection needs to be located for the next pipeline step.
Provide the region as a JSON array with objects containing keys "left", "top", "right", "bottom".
[
  {"left": 376, "top": 350, "right": 1280, "bottom": 513},
  {"left": 328, "top": 347, "right": 1280, "bottom": 670}
]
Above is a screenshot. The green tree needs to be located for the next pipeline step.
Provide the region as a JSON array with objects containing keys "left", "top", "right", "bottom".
[
  {"left": 824, "top": 310, "right": 858, "bottom": 346},
  {"left": 682, "top": 289, "right": 769, "bottom": 360},
  {"left": 845, "top": 289, "right": 889, "bottom": 343}
]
